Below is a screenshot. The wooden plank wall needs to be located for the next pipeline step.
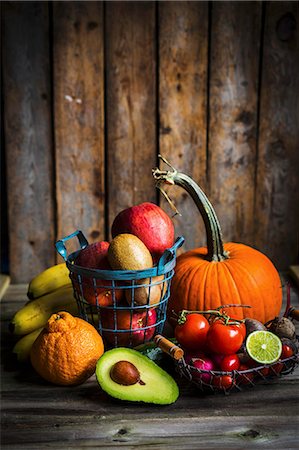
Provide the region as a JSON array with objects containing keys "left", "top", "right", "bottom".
[{"left": 2, "top": 1, "right": 298, "bottom": 283}]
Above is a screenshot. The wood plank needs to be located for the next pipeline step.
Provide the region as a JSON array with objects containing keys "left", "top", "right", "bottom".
[
  {"left": 208, "top": 2, "right": 262, "bottom": 246},
  {"left": 2, "top": 2, "right": 55, "bottom": 283},
  {"left": 1, "top": 415, "right": 299, "bottom": 449},
  {"left": 53, "top": 2, "right": 105, "bottom": 250},
  {"left": 254, "top": 2, "right": 299, "bottom": 270},
  {"left": 0, "top": 275, "right": 10, "bottom": 300},
  {"left": 289, "top": 266, "right": 299, "bottom": 287},
  {"left": 105, "top": 1, "right": 157, "bottom": 233},
  {"left": 158, "top": 1, "right": 209, "bottom": 252}
]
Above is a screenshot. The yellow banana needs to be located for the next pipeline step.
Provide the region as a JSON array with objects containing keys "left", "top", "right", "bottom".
[
  {"left": 13, "top": 327, "right": 44, "bottom": 362},
  {"left": 10, "top": 285, "right": 78, "bottom": 335},
  {"left": 27, "top": 263, "right": 71, "bottom": 300}
]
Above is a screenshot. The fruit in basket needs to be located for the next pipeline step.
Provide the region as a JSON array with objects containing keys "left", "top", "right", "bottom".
[
  {"left": 245, "top": 318, "right": 266, "bottom": 337},
  {"left": 27, "top": 263, "right": 71, "bottom": 300},
  {"left": 280, "top": 339, "right": 296, "bottom": 358},
  {"left": 96, "top": 347, "right": 179, "bottom": 404},
  {"left": 245, "top": 330, "right": 282, "bottom": 364},
  {"left": 111, "top": 202, "right": 175, "bottom": 263},
  {"left": 79, "top": 280, "right": 123, "bottom": 307},
  {"left": 211, "top": 374, "right": 233, "bottom": 390},
  {"left": 108, "top": 233, "right": 153, "bottom": 271},
  {"left": 101, "top": 308, "right": 157, "bottom": 347},
  {"left": 75, "top": 241, "right": 110, "bottom": 268},
  {"left": 191, "top": 355, "right": 215, "bottom": 383},
  {"left": 9, "top": 285, "right": 78, "bottom": 335},
  {"left": 174, "top": 312, "right": 209, "bottom": 351},
  {"left": 152, "top": 159, "right": 282, "bottom": 324},
  {"left": 206, "top": 320, "right": 244, "bottom": 355},
  {"left": 75, "top": 241, "right": 123, "bottom": 306},
  {"left": 220, "top": 354, "right": 240, "bottom": 372},
  {"left": 125, "top": 275, "right": 167, "bottom": 307},
  {"left": 268, "top": 316, "right": 296, "bottom": 340},
  {"left": 30, "top": 311, "right": 104, "bottom": 385},
  {"left": 237, "top": 364, "right": 254, "bottom": 385},
  {"left": 247, "top": 359, "right": 270, "bottom": 378}
]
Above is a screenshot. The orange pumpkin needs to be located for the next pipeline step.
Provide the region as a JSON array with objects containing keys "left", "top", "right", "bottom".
[{"left": 152, "top": 159, "right": 282, "bottom": 323}]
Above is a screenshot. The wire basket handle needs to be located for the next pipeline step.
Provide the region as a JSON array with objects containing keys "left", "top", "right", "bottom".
[
  {"left": 157, "top": 236, "right": 185, "bottom": 274},
  {"left": 154, "top": 335, "right": 184, "bottom": 360},
  {"left": 55, "top": 230, "right": 89, "bottom": 261}
]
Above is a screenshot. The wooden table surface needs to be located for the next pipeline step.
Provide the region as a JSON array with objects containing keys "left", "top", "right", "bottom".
[{"left": 1, "top": 278, "right": 299, "bottom": 449}]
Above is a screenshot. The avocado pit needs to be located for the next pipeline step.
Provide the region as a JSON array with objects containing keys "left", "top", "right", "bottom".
[{"left": 110, "top": 360, "right": 145, "bottom": 386}]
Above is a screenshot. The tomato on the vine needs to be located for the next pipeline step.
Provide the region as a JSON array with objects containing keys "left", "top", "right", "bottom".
[
  {"left": 248, "top": 359, "right": 270, "bottom": 377},
  {"left": 220, "top": 354, "right": 240, "bottom": 372},
  {"left": 281, "top": 343, "right": 294, "bottom": 359},
  {"left": 206, "top": 320, "right": 244, "bottom": 355},
  {"left": 212, "top": 375, "right": 233, "bottom": 390},
  {"left": 175, "top": 313, "right": 210, "bottom": 351},
  {"left": 237, "top": 364, "right": 254, "bottom": 385},
  {"left": 270, "top": 361, "right": 284, "bottom": 375}
]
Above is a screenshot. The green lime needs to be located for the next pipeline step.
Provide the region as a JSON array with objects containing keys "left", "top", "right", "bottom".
[{"left": 246, "top": 330, "right": 282, "bottom": 364}]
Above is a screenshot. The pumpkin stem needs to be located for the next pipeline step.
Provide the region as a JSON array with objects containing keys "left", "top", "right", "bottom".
[{"left": 152, "top": 155, "right": 229, "bottom": 262}]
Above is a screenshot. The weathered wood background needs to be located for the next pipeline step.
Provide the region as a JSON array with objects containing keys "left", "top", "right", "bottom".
[{"left": 1, "top": 1, "right": 298, "bottom": 282}]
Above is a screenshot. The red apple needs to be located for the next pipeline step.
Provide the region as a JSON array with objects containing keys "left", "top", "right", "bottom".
[
  {"left": 111, "top": 202, "right": 175, "bottom": 262},
  {"left": 75, "top": 241, "right": 110, "bottom": 268},
  {"left": 75, "top": 241, "right": 123, "bottom": 306},
  {"left": 101, "top": 308, "right": 157, "bottom": 347}
]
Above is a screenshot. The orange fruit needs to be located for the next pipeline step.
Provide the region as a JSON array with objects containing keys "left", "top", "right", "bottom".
[{"left": 30, "top": 311, "right": 104, "bottom": 385}]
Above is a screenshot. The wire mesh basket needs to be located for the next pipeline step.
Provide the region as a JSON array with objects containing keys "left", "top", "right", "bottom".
[
  {"left": 55, "top": 230, "right": 184, "bottom": 348},
  {"left": 154, "top": 335, "right": 299, "bottom": 394}
]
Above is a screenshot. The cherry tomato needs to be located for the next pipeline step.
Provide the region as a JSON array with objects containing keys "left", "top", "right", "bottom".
[
  {"left": 175, "top": 313, "right": 210, "bottom": 351},
  {"left": 220, "top": 354, "right": 240, "bottom": 372},
  {"left": 212, "top": 375, "right": 233, "bottom": 390},
  {"left": 237, "top": 364, "right": 254, "bottom": 385},
  {"left": 206, "top": 321, "right": 244, "bottom": 355},
  {"left": 281, "top": 344, "right": 294, "bottom": 359},
  {"left": 248, "top": 359, "right": 270, "bottom": 377},
  {"left": 270, "top": 361, "right": 284, "bottom": 375}
]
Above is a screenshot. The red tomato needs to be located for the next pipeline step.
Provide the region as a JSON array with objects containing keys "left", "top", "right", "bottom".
[
  {"left": 212, "top": 375, "right": 233, "bottom": 390},
  {"left": 237, "top": 364, "right": 254, "bottom": 385},
  {"left": 248, "top": 359, "right": 270, "bottom": 377},
  {"left": 281, "top": 344, "right": 294, "bottom": 359},
  {"left": 206, "top": 321, "right": 244, "bottom": 355},
  {"left": 270, "top": 362, "right": 284, "bottom": 375},
  {"left": 256, "top": 366, "right": 270, "bottom": 378},
  {"left": 220, "top": 354, "right": 240, "bottom": 372},
  {"left": 175, "top": 313, "right": 210, "bottom": 351}
]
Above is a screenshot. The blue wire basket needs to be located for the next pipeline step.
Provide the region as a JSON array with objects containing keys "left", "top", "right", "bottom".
[{"left": 55, "top": 230, "right": 184, "bottom": 348}]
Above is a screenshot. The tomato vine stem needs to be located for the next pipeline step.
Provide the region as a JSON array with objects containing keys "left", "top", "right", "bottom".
[{"left": 178, "top": 308, "right": 247, "bottom": 326}]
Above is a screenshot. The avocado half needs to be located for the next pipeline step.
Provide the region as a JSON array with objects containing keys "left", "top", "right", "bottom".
[{"left": 96, "top": 348, "right": 179, "bottom": 405}]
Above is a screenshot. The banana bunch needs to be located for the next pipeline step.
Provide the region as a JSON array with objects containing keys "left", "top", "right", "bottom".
[
  {"left": 27, "top": 262, "right": 71, "bottom": 299},
  {"left": 11, "top": 264, "right": 78, "bottom": 362}
]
